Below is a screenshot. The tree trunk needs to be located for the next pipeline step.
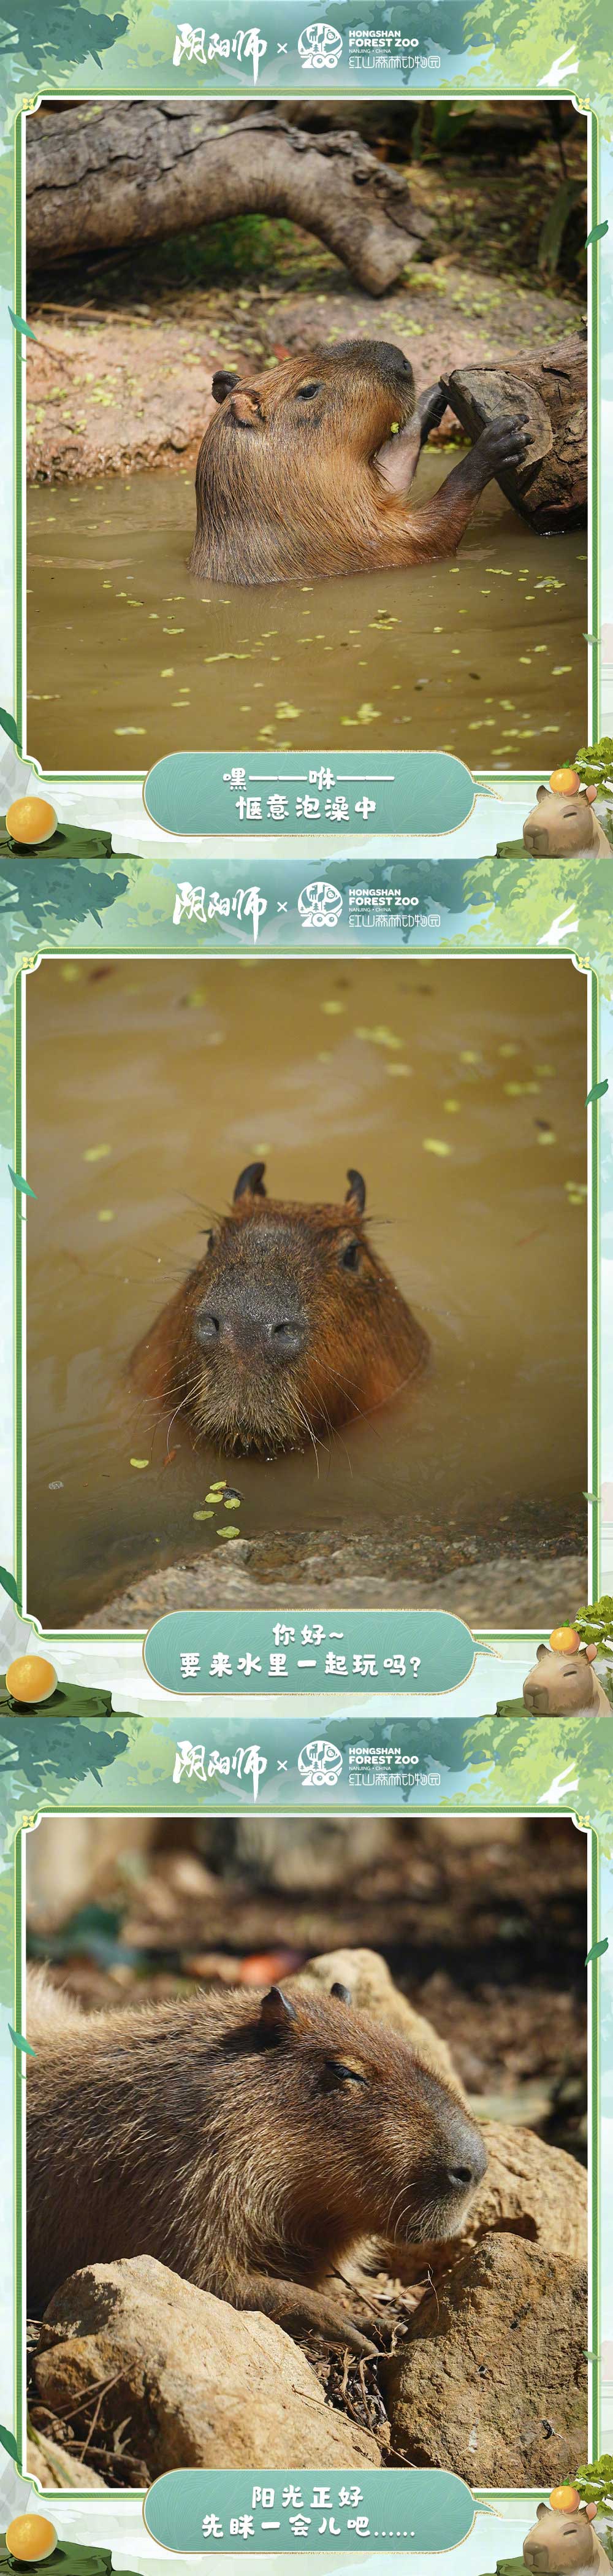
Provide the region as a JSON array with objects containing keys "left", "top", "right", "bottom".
[
  {"left": 442, "top": 329, "right": 587, "bottom": 529},
  {"left": 26, "top": 99, "right": 434, "bottom": 295}
]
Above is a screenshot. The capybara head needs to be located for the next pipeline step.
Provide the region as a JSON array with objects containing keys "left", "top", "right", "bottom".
[
  {"left": 190, "top": 337, "right": 417, "bottom": 583},
  {"left": 523, "top": 1643, "right": 596, "bottom": 1716},
  {"left": 523, "top": 785, "right": 596, "bottom": 857},
  {"left": 131, "top": 1162, "right": 429, "bottom": 1457},
  {"left": 524, "top": 2505, "right": 600, "bottom": 2572},
  {"left": 245, "top": 1980, "right": 487, "bottom": 2245}
]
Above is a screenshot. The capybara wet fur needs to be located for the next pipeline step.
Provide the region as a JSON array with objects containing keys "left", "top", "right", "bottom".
[
  {"left": 130, "top": 1161, "right": 429, "bottom": 1458},
  {"left": 189, "top": 337, "right": 530, "bottom": 585},
  {"left": 27, "top": 1969, "right": 486, "bottom": 2350}
]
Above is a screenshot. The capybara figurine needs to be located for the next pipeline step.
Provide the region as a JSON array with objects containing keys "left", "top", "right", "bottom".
[
  {"left": 27, "top": 1969, "right": 486, "bottom": 2348},
  {"left": 189, "top": 337, "right": 530, "bottom": 585},
  {"left": 131, "top": 1161, "right": 429, "bottom": 1457},
  {"left": 523, "top": 786, "right": 612, "bottom": 860},
  {"left": 524, "top": 2503, "right": 611, "bottom": 2576},
  {"left": 523, "top": 1643, "right": 611, "bottom": 1720}
]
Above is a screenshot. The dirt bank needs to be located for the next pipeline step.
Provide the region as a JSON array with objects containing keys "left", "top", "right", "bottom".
[{"left": 83, "top": 1540, "right": 587, "bottom": 1631}]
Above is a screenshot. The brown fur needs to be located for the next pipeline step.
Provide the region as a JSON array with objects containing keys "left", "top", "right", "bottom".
[
  {"left": 130, "top": 1163, "right": 429, "bottom": 1459},
  {"left": 26, "top": 1969, "right": 486, "bottom": 2352},
  {"left": 524, "top": 2506, "right": 611, "bottom": 2576},
  {"left": 189, "top": 337, "right": 530, "bottom": 585},
  {"left": 523, "top": 1644, "right": 611, "bottom": 1720}
]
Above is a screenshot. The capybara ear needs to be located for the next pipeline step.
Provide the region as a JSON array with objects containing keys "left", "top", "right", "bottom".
[
  {"left": 536, "top": 1643, "right": 548, "bottom": 1661},
  {"left": 234, "top": 1161, "right": 267, "bottom": 1202},
  {"left": 536, "top": 784, "right": 549, "bottom": 803},
  {"left": 536, "top": 2505, "right": 549, "bottom": 2521},
  {"left": 346, "top": 1168, "right": 366, "bottom": 1216},
  {"left": 260, "top": 1986, "right": 297, "bottom": 2032},
  {"left": 211, "top": 368, "right": 240, "bottom": 404},
  {"left": 331, "top": 1980, "right": 352, "bottom": 2004}
]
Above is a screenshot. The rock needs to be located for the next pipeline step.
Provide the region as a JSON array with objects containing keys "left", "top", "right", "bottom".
[
  {"left": 380, "top": 2236, "right": 587, "bottom": 2485},
  {"left": 35, "top": 2256, "right": 381, "bottom": 2477},
  {"left": 387, "top": 2120, "right": 587, "bottom": 2286},
  {"left": 26, "top": 2430, "right": 107, "bottom": 2488},
  {"left": 297, "top": 1947, "right": 461, "bottom": 2093}
]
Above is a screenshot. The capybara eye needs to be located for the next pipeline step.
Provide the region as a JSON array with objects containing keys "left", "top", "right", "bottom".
[
  {"left": 295, "top": 382, "right": 322, "bottom": 401},
  {"left": 340, "top": 1239, "right": 361, "bottom": 1272},
  {"left": 325, "top": 2060, "right": 368, "bottom": 2085},
  {"left": 206, "top": 1228, "right": 218, "bottom": 1251}
]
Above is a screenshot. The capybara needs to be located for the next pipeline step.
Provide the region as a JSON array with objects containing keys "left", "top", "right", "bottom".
[
  {"left": 189, "top": 337, "right": 530, "bottom": 585},
  {"left": 130, "top": 1161, "right": 429, "bottom": 1457},
  {"left": 26, "top": 1970, "right": 486, "bottom": 2350},
  {"left": 523, "top": 1644, "right": 611, "bottom": 1720},
  {"left": 524, "top": 2504, "right": 610, "bottom": 2576},
  {"left": 523, "top": 786, "right": 612, "bottom": 860}
]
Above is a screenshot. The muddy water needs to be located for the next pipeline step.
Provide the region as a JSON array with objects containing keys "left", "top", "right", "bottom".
[
  {"left": 26, "top": 453, "right": 587, "bottom": 772},
  {"left": 26, "top": 954, "right": 587, "bottom": 1629}
]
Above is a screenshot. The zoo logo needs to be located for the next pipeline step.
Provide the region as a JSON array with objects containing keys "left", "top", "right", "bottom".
[
  {"left": 298, "top": 1738, "right": 343, "bottom": 1788},
  {"left": 298, "top": 21, "right": 343, "bottom": 69},
  {"left": 298, "top": 879, "right": 343, "bottom": 929}
]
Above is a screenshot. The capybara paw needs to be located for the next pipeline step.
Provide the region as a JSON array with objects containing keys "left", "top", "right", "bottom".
[
  {"left": 478, "top": 411, "right": 531, "bottom": 475},
  {"left": 418, "top": 381, "right": 447, "bottom": 438}
]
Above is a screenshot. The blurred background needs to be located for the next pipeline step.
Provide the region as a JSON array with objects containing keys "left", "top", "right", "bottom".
[{"left": 26, "top": 1811, "right": 588, "bottom": 2164}]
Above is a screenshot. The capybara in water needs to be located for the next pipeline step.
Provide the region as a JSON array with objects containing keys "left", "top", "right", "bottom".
[
  {"left": 523, "top": 1643, "right": 611, "bottom": 1720},
  {"left": 523, "top": 786, "right": 612, "bottom": 860},
  {"left": 131, "top": 1161, "right": 429, "bottom": 1457},
  {"left": 189, "top": 337, "right": 530, "bottom": 585},
  {"left": 27, "top": 1969, "right": 486, "bottom": 2349},
  {"left": 524, "top": 2504, "right": 610, "bottom": 2576}
]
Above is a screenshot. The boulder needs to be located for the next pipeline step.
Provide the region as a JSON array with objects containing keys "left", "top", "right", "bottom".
[
  {"left": 386, "top": 2120, "right": 587, "bottom": 2285},
  {"left": 35, "top": 2256, "right": 381, "bottom": 2477},
  {"left": 380, "top": 2236, "right": 587, "bottom": 2485},
  {"left": 298, "top": 1947, "right": 460, "bottom": 2092}
]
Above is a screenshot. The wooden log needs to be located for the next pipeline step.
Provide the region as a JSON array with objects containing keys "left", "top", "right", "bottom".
[
  {"left": 26, "top": 99, "right": 434, "bottom": 295},
  {"left": 442, "top": 329, "right": 587, "bottom": 529}
]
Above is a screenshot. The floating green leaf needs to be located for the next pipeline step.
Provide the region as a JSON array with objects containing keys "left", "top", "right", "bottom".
[
  {"left": 8, "top": 2025, "right": 35, "bottom": 2055},
  {"left": 0, "top": 2422, "right": 19, "bottom": 2463},
  {"left": 8, "top": 307, "right": 37, "bottom": 342},
  {"left": 586, "top": 220, "right": 609, "bottom": 245},
  {"left": 8, "top": 1167, "right": 36, "bottom": 1198},
  {"left": 0, "top": 706, "right": 20, "bottom": 748},
  {"left": 586, "top": 1079, "right": 609, "bottom": 1103},
  {"left": 0, "top": 1565, "right": 20, "bottom": 1604},
  {"left": 585, "top": 1936, "right": 609, "bottom": 1964}
]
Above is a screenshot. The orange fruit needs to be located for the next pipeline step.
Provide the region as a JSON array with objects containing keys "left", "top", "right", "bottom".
[
  {"left": 549, "top": 1626, "right": 581, "bottom": 1655},
  {"left": 549, "top": 769, "right": 580, "bottom": 797},
  {"left": 6, "top": 795, "right": 56, "bottom": 846},
  {"left": 6, "top": 1654, "right": 57, "bottom": 1704},
  {"left": 6, "top": 2518, "right": 57, "bottom": 2562},
  {"left": 549, "top": 2487, "right": 581, "bottom": 2515}
]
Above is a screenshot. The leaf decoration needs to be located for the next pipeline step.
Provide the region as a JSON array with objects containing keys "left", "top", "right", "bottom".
[
  {"left": 586, "top": 1079, "right": 609, "bottom": 1103},
  {"left": 8, "top": 1168, "right": 36, "bottom": 1198},
  {"left": 8, "top": 307, "right": 37, "bottom": 342},
  {"left": 0, "top": 2422, "right": 20, "bottom": 2462},
  {"left": 0, "top": 1565, "right": 20, "bottom": 1604},
  {"left": 8, "top": 2025, "right": 35, "bottom": 2055},
  {"left": 585, "top": 1937, "right": 609, "bottom": 1964},
  {"left": 586, "top": 220, "right": 609, "bottom": 245},
  {"left": 0, "top": 707, "right": 20, "bottom": 748}
]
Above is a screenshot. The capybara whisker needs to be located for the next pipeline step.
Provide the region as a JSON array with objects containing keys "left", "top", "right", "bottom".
[{"left": 130, "top": 1162, "right": 428, "bottom": 1462}]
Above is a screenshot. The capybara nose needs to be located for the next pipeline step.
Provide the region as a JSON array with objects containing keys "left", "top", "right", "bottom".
[
  {"left": 524, "top": 1688, "right": 549, "bottom": 1714},
  {"left": 446, "top": 2112, "right": 487, "bottom": 2193},
  {"left": 196, "top": 1297, "right": 306, "bottom": 1363},
  {"left": 525, "top": 830, "right": 549, "bottom": 854}
]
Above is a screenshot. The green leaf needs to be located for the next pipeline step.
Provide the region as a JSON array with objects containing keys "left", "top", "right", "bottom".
[
  {"left": 0, "top": 2422, "right": 20, "bottom": 2462},
  {"left": 0, "top": 706, "right": 20, "bottom": 748},
  {"left": 585, "top": 1936, "right": 609, "bottom": 1964},
  {"left": 0, "top": 1565, "right": 20, "bottom": 1604},
  {"left": 8, "top": 2024, "right": 35, "bottom": 2055},
  {"left": 586, "top": 220, "right": 609, "bottom": 245},
  {"left": 8, "top": 307, "right": 37, "bottom": 342},
  {"left": 8, "top": 1168, "right": 36, "bottom": 1197},
  {"left": 586, "top": 1078, "right": 609, "bottom": 1103}
]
